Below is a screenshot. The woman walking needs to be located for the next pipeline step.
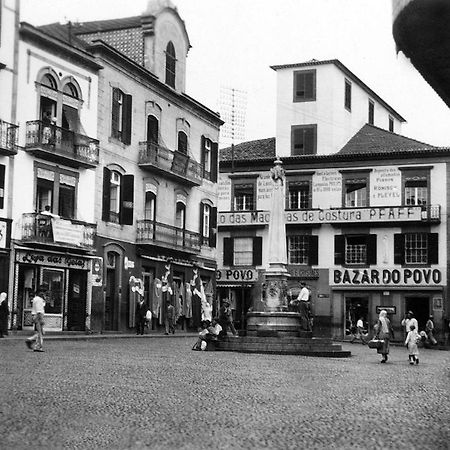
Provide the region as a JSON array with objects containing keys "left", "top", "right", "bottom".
[{"left": 376, "top": 310, "right": 395, "bottom": 363}]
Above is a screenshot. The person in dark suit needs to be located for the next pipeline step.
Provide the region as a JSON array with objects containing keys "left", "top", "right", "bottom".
[
  {"left": 135, "top": 297, "right": 148, "bottom": 335},
  {"left": 0, "top": 292, "right": 9, "bottom": 338}
]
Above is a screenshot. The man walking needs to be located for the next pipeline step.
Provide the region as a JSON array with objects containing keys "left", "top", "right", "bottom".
[
  {"left": 26, "top": 289, "right": 46, "bottom": 352},
  {"left": 351, "top": 316, "right": 367, "bottom": 344},
  {"left": 401, "top": 311, "right": 418, "bottom": 336}
]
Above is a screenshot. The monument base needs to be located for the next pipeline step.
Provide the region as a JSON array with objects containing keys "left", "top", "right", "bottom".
[{"left": 216, "top": 312, "right": 350, "bottom": 357}]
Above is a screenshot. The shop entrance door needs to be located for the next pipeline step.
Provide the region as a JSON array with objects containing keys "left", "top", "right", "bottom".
[
  {"left": 405, "top": 296, "right": 429, "bottom": 332},
  {"left": 345, "top": 297, "right": 369, "bottom": 336},
  {"left": 67, "top": 270, "right": 87, "bottom": 331}
]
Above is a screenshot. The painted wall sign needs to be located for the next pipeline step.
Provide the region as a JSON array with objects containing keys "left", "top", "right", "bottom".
[
  {"left": 376, "top": 306, "right": 396, "bottom": 314},
  {"left": 91, "top": 257, "right": 103, "bottom": 287},
  {"left": 287, "top": 267, "right": 320, "bottom": 279},
  {"left": 370, "top": 167, "right": 401, "bottom": 206},
  {"left": 218, "top": 211, "right": 270, "bottom": 226},
  {"left": 433, "top": 296, "right": 443, "bottom": 310},
  {"left": 15, "top": 250, "right": 88, "bottom": 269},
  {"left": 331, "top": 267, "right": 445, "bottom": 287},
  {"left": 124, "top": 256, "right": 135, "bottom": 270},
  {"left": 216, "top": 269, "right": 258, "bottom": 282},
  {"left": 52, "top": 219, "right": 84, "bottom": 246}
]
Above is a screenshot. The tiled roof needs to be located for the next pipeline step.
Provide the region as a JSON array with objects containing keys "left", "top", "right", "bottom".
[
  {"left": 220, "top": 137, "right": 276, "bottom": 161},
  {"left": 37, "top": 22, "right": 90, "bottom": 50},
  {"left": 338, "top": 124, "right": 437, "bottom": 155}
]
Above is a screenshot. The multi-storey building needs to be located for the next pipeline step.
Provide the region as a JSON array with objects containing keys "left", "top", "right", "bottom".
[
  {"left": 8, "top": 16, "right": 101, "bottom": 332},
  {"left": 39, "top": 0, "right": 222, "bottom": 332},
  {"left": 217, "top": 59, "right": 449, "bottom": 341}
]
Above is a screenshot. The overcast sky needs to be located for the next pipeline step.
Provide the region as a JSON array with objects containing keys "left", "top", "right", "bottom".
[{"left": 21, "top": 0, "right": 450, "bottom": 147}]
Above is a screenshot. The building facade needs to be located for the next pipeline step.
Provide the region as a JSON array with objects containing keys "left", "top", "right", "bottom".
[{"left": 218, "top": 59, "right": 449, "bottom": 341}]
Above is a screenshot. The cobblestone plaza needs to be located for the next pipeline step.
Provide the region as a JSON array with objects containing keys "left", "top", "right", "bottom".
[{"left": 1, "top": 337, "right": 449, "bottom": 449}]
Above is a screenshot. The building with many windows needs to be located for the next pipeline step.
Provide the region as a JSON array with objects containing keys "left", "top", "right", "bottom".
[
  {"left": 217, "top": 59, "right": 449, "bottom": 341},
  {"left": 39, "top": 0, "right": 222, "bottom": 332}
]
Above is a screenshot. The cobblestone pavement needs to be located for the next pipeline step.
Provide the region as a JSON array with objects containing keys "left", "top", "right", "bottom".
[{"left": 1, "top": 337, "right": 449, "bottom": 450}]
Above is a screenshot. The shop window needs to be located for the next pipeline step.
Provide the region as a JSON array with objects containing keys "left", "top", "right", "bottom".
[
  {"left": 287, "top": 235, "right": 318, "bottom": 265},
  {"left": 394, "top": 233, "right": 438, "bottom": 265},
  {"left": 287, "top": 179, "right": 311, "bottom": 209},
  {"left": 42, "top": 268, "right": 64, "bottom": 314},
  {"left": 165, "top": 41, "right": 176, "bottom": 88},
  {"left": 200, "top": 201, "right": 217, "bottom": 247},
  {"left": 293, "top": 69, "right": 316, "bottom": 102},
  {"left": 291, "top": 124, "right": 317, "bottom": 156},
  {"left": 335, "top": 234, "right": 377, "bottom": 266},
  {"left": 201, "top": 136, "right": 218, "bottom": 182},
  {"left": 233, "top": 181, "right": 255, "bottom": 211},
  {"left": 111, "top": 87, "right": 132, "bottom": 145},
  {"left": 223, "top": 236, "right": 262, "bottom": 267},
  {"left": 342, "top": 171, "right": 370, "bottom": 207},
  {"left": 102, "top": 167, "right": 134, "bottom": 225}
]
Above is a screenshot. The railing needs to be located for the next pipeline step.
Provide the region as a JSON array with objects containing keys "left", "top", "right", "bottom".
[
  {"left": 25, "top": 120, "right": 99, "bottom": 165},
  {"left": 138, "top": 141, "right": 202, "bottom": 184},
  {"left": 136, "top": 219, "right": 201, "bottom": 252},
  {"left": 0, "top": 120, "right": 18, "bottom": 152},
  {"left": 21, "top": 213, "right": 96, "bottom": 250}
]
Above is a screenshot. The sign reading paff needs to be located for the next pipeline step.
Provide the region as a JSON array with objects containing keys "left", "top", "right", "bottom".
[{"left": 216, "top": 269, "right": 258, "bottom": 282}]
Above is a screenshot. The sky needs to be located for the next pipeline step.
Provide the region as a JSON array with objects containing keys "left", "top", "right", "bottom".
[{"left": 20, "top": 0, "right": 450, "bottom": 147}]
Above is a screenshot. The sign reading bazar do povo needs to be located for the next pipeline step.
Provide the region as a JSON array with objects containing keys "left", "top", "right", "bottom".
[
  {"left": 216, "top": 269, "right": 258, "bottom": 282},
  {"left": 331, "top": 267, "right": 445, "bottom": 287},
  {"left": 218, "top": 206, "right": 423, "bottom": 226}
]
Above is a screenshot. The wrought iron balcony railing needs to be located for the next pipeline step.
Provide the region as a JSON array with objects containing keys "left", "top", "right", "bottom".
[
  {"left": 21, "top": 213, "right": 96, "bottom": 250},
  {"left": 0, "top": 119, "right": 18, "bottom": 155},
  {"left": 138, "top": 141, "right": 202, "bottom": 186},
  {"left": 136, "top": 219, "right": 201, "bottom": 253},
  {"left": 25, "top": 120, "right": 99, "bottom": 167}
]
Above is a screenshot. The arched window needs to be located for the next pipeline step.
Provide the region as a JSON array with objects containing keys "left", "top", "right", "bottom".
[
  {"left": 165, "top": 41, "right": 176, "bottom": 88},
  {"left": 147, "top": 115, "right": 159, "bottom": 145},
  {"left": 145, "top": 191, "right": 156, "bottom": 221},
  {"left": 109, "top": 171, "right": 122, "bottom": 223},
  {"left": 63, "top": 82, "right": 79, "bottom": 99},
  {"left": 176, "top": 201, "right": 186, "bottom": 230},
  {"left": 177, "top": 131, "right": 188, "bottom": 154},
  {"left": 41, "top": 74, "right": 57, "bottom": 90}
]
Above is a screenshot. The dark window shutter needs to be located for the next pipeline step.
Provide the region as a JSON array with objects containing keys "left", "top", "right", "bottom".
[
  {"left": 120, "top": 174, "right": 134, "bottom": 225},
  {"left": 394, "top": 234, "right": 404, "bottom": 265},
  {"left": 102, "top": 167, "right": 111, "bottom": 222},
  {"left": 201, "top": 136, "right": 206, "bottom": 177},
  {"left": 292, "top": 127, "right": 303, "bottom": 155},
  {"left": 178, "top": 132, "right": 188, "bottom": 154},
  {"left": 199, "top": 202, "right": 205, "bottom": 236},
  {"left": 334, "top": 235, "right": 345, "bottom": 265},
  {"left": 111, "top": 88, "right": 120, "bottom": 139},
  {"left": 367, "top": 234, "right": 377, "bottom": 265},
  {"left": 305, "top": 127, "right": 315, "bottom": 154},
  {"left": 147, "top": 115, "right": 158, "bottom": 144},
  {"left": 309, "top": 235, "right": 318, "bottom": 266},
  {"left": 0, "top": 164, "right": 5, "bottom": 209},
  {"left": 122, "top": 94, "right": 132, "bottom": 145},
  {"left": 223, "top": 237, "right": 233, "bottom": 266},
  {"left": 305, "top": 72, "right": 314, "bottom": 99},
  {"left": 253, "top": 236, "right": 263, "bottom": 266},
  {"left": 428, "top": 233, "right": 439, "bottom": 264},
  {"left": 209, "top": 206, "right": 217, "bottom": 248},
  {"left": 211, "top": 142, "right": 218, "bottom": 182}
]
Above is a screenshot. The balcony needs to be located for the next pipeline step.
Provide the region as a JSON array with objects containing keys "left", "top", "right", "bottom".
[
  {"left": 138, "top": 141, "right": 202, "bottom": 186},
  {"left": 25, "top": 120, "right": 99, "bottom": 169},
  {"left": 0, "top": 120, "right": 18, "bottom": 156},
  {"left": 136, "top": 219, "right": 201, "bottom": 254},
  {"left": 20, "top": 213, "right": 96, "bottom": 251}
]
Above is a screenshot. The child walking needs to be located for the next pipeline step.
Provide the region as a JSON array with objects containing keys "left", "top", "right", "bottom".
[{"left": 405, "top": 324, "right": 420, "bottom": 365}]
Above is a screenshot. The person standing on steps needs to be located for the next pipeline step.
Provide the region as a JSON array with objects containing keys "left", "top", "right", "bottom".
[{"left": 25, "top": 288, "right": 46, "bottom": 352}]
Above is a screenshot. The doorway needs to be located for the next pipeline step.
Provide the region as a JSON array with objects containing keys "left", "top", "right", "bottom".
[
  {"left": 405, "top": 296, "right": 430, "bottom": 332},
  {"left": 345, "top": 296, "right": 369, "bottom": 335},
  {"left": 105, "top": 251, "right": 120, "bottom": 331},
  {"left": 67, "top": 270, "right": 87, "bottom": 331}
]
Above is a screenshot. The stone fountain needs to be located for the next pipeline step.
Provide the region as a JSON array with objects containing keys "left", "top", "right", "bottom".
[{"left": 216, "top": 159, "right": 350, "bottom": 357}]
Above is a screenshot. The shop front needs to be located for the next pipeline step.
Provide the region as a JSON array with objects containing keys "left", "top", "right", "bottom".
[
  {"left": 13, "top": 248, "right": 92, "bottom": 331},
  {"left": 331, "top": 266, "right": 447, "bottom": 341}
]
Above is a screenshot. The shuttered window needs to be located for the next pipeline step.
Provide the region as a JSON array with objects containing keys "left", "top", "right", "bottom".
[
  {"left": 335, "top": 234, "right": 376, "bottom": 266},
  {"left": 223, "top": 236, "right": 262, "bottom": 266},
  {"left": 288, "top": 235, "right": 318, "bottom": 265},
  {"left": 293, "top": 69, "right": 316, "bottom": 102},
  {"left": 111, "top": 87, "right": 132, "bottom": 145},
  {"left": 102, "top": 168, "right": 134, "bottom": 225},
  {"left": 291, "top": 125, "right": 317, "bottom": 156},
  {"left": 394, "top": 233, "right": 438, "bottom": 265}
]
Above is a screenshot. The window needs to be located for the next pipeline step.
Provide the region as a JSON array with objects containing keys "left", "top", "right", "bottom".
[
  {"left": 342, "top": 172, "right": 370, "bottom": 207},
  {"left": 201, "top": 137, "right": 218, "bottom": 182},
  {"left": 287, "top": 235, "right": 318, "bottom": 265},
  {"left": 200, "top": 202, "right": 217, "bottom": 247},
  {"left": 41, "top": 74, "right": 57, "bottom": 90},
  {"left": 165, "top": 41, "right": 176, "bottom": 88},
  {"left": 147, "top": 115, "right": 159, "bottom": 146},
  {"left": 287, "top": 180, "right": 311, "bottom": 209},
  {"left": 63, "top": 82, "right": 79, "bottom": 98},
  {"left": 401, "top": 168, "right": 429, "bottom": 206},
  {"left": 35, "top": 166, "right": 78, "bottom": 218},
  {"left": 233, "top": 182, "right": 255, "bottom": 211},
  {"left": 223, "top": 237, "right": 262, "bottom": 267},
  {"left": 293, "top": 69, "right": 316, "bottom": 102},
  {"left": 389, "top": 116, "right": 394, "bottom": 132},
  {"left": 368, "top": 100, "right": 374, "bottom": 125},
  {"left": 394, "top": 233, "right": 438, "bottom": 265},
  {"left": 177, "top": 131, "right": 188, "bottom": 154},
  {"left": 144, "top": 191, "right": 156, "bottom": 221},
  {"left": 0, "top": 165, "right": 5, "bottom": 209},
  {"left": 335, "top": 235, "right": 377, "bottom": 266},
  {"left": 291, "top": 125, "right": 317, "bottom": 156},
  {"left": 111, "top": 87, "right": 132, "bottom": 145},
  {"left": 176, "top": 202, "right": 186, "bottom": 230},
  {"left": 102, "top": 167, "right": 134, "bottom": 225},
  {"left": 344, "top": 79, "right": 352, "bottom": 111}
]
